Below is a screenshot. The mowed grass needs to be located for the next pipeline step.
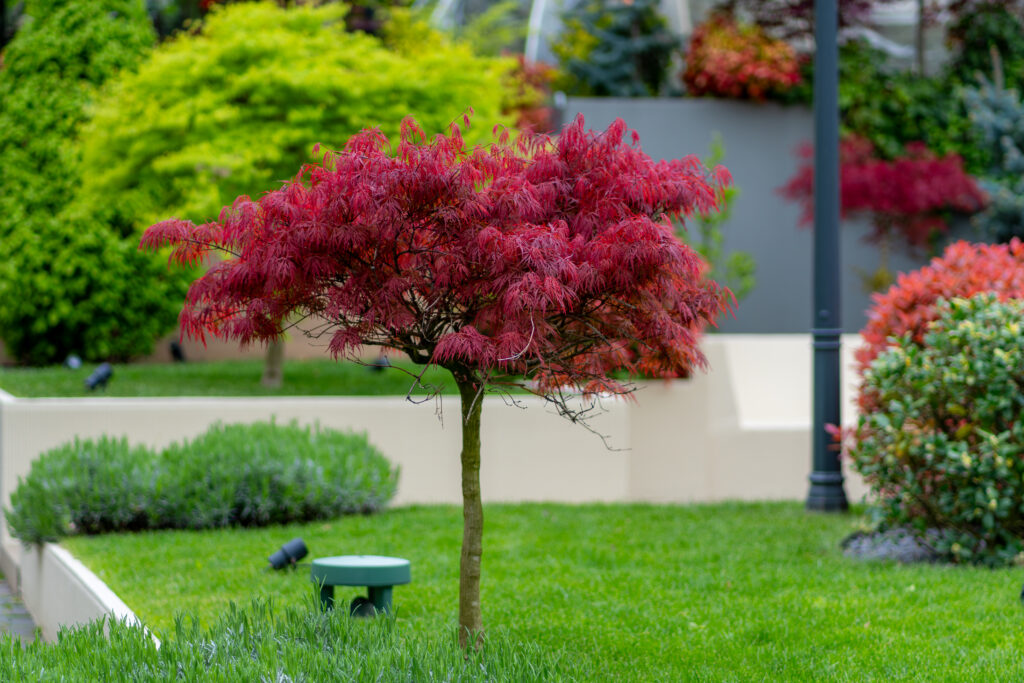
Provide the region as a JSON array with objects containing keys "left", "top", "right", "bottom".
[
  {"left": 0, "top": 358, "right": 459, "bottom": 398},
  {"left": 62, "top": 502, "right": 1024, "bottom": 681}
]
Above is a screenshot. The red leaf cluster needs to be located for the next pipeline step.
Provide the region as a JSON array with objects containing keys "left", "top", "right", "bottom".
[
  {"left": 856, "top": 239, "right": 1024, "bottom": 412},
  {"left": 142, "top": 115, "right": 733, "bottom": 395},
  {"left": 780, "top": 136, "right": 987, "bottom": 247},
  {"left": 682, "top": 12, "right": 803, "bottom": 101}
]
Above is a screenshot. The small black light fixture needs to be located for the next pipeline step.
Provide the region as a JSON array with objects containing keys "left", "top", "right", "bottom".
[
  {"left": 84, "top": 363, "right": 113, "bottom": 391},
  {"left": 170, "top": 341, "right": 186, "bottom": 363},
  {"left": 269, "top": 538, "right": 308, "bottom": 570}
]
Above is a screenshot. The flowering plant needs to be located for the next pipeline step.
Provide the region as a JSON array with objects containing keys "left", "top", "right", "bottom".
[{"left": 682, "top": 12, "right": 802, "bottom": 101}]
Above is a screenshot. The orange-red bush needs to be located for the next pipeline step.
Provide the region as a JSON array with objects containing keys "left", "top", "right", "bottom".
[
  {"left": 856, "top": 239, "right": 1024, "bottom": 411},
  {"left": 682, "top": 13, "right": 802, "bottom": 100}
]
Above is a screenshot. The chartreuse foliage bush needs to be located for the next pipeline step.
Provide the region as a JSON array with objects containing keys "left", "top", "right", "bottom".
[
  {"left": 78, "top": 2, "right": 516, "bottom": 230},
  {"left": 849, "top": 294, "right": 1024, "bottom": 566},
  {"left": 0, "top": 0, "right": 184, "bottom": 365},
  {"left": 5, "top": 421, "right": 397, "bottom": 545},
  {"left": 0, "top": 600, "right": 564, "bottom": 682}
]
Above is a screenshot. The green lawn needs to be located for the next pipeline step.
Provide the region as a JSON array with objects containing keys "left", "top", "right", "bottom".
[
  {"left": 0, "top": 358, "right": 460, "bottom": 398},
  {"left": 61, "top": 502, "right": 1024, "bottom": 681}
]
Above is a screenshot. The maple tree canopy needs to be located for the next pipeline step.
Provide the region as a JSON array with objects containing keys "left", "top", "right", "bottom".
[{"left": 142, "top": 115, "right": 733, "bottom": 396}]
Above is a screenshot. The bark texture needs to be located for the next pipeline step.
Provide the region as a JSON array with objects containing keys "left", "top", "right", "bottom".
[
  {"left": 455, "top": 373, "right": 484, "bottom": 649},
  {"left": 261, "top": 339, "right": 284, "bottom": 388}
]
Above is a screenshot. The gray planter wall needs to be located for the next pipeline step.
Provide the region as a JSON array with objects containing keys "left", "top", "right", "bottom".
[{"left": 561, "top": 97, "right": 976, "bottom": 334}]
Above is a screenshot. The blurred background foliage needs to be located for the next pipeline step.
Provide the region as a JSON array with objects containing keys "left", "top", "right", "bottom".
[{"left": 0, "top": 0, "right": 538, "bottom": 366}]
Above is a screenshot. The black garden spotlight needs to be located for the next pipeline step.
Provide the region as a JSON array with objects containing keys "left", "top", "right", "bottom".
[
  {"left": 269, "top": 538, "right": 308, "bottom": 570},
  {"left": 84, "top": 363, "right": 113, "bottom": 391}
]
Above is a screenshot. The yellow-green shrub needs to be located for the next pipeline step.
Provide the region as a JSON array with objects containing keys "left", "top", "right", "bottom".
[{"left": 79, "top": 2, "right": 517, "bottom": 229}]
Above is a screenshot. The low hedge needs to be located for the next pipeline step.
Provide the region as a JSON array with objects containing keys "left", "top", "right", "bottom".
[
  {"left": 0, "top": 600, "right": 564, "bottom": 682},
  {"left": 6, "top": 421, "right": 398, "bottom": 544}
]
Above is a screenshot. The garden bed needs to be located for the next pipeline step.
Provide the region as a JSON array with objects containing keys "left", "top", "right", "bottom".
[{"left": 28, "top": 502, "right": 1024, "bottom": 680}]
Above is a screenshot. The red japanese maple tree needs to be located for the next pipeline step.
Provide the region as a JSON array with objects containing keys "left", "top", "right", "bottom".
[{"left": 142, "top": 114, "right": 732, "bottom": 645}]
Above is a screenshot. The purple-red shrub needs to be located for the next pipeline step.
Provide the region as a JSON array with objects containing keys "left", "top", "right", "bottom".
[{"left": 781, "top": 136, "right": 987, "bottom": 248}]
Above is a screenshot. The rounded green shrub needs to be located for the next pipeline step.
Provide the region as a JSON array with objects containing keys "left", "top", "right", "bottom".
[
  {"left": 849, "top": 293, "right": 1024, "bottom": 565},
  {"left": 5, "top": 421, "right": 398, "bottom": 544},
  {"left": 157, "top": 421, "right": 399, "bottom": 528},
  {"left": 0, "top": 218, "right": 189, "bottom": 365},
  {"left": 6, "top": 436, "right": 153, "bottom": 544}
]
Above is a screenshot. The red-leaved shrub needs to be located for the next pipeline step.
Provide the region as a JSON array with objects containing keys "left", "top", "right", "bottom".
[
  {"left": 682, "top": 12, "right": 802, "bottom": 100},
  {"left": 856, "top": 239, "right": 1024, "bottom": 411},
  {"left": 781, "top": 136, "right": 987, "bottom": 248}
]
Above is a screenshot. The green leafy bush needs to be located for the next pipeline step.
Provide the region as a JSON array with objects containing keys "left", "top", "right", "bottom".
[
  {"left": 849, "top": 293, "right": 1024, "bottom": 565},
  {"left": 0, "top": 218, "right": 189, "bottom": 366},
  {"left": 0, "top": 0, "right": 175, "bottom": 365},
  {"left": 836, "top": 40, "right": 985, "bottom": 171},
  {"left": 78, "top": 2, "right": 516, "bottom": 229},
  {"left": 6, "top": 421, "right": 397, "bottom": 544},
  {"left": 0, "top": 600, "right": 564, "bottom": 681},
  {"left": 0, "top": 0, "right": 154, "bottom": 235}
]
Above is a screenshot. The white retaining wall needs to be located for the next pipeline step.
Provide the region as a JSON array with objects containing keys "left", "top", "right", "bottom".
[{"left": 0, "top": 334, "right": 869, "bottom": 640}]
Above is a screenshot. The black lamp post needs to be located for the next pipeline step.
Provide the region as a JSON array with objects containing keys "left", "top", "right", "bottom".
[{"left": 807, "top": 0, "right": 849, "bottom": 512}]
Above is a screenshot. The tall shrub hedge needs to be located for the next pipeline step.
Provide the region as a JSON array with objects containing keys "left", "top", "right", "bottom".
[
  {"left": 0, "top": 0, "right": 188, "bottom": 365},
  {"left": 5, "top": 421, "right": 398, "bottom": 545}
]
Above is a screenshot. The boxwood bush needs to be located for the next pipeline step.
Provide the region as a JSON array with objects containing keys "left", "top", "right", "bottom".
[
  {"left": 849, "top": 293, "right": 1024, "bottom": 565},
  {"left": 0, "top": 600, "right": 564, "bottom": 681},
  {"left": 6, "top": 421, "right": 397, "bottom": 544}
]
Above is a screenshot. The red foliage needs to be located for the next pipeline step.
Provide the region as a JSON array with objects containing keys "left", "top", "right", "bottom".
[
  {"left": 682, "top": 13, "right": 802, "bottom": 100},
  {"left": 142, "top": 115, "right": 732, "bottom": 395},
  {"left": 780, "top": 136, "right": 987, "bottom": 247},
  {"left": 856, "top": 239, "right": 1024, "bottom": 412}
]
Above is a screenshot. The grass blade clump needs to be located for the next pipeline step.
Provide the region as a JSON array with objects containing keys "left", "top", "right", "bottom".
[
  {"left": 0, "top": 599, "right": 569, "bottom": 682},
  {"left": 6, "top": 421, "right": 398, "bottom": 544}
]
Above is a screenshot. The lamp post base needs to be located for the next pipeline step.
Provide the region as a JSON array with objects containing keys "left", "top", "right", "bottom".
[{"left": 806, "top": 471, "right": 849, "bottom": 512}]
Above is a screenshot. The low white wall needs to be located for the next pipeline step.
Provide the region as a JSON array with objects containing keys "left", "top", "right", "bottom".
[
  {"left": 0, "top": 334, "right": 870, "bottom": 638},
  {"left": 19, "top": 544, "right": 153, "bottom": 644}
]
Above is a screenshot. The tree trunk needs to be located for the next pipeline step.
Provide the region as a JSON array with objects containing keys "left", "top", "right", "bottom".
[
  {"left": 455, "top": 372, "right": 484, "bottom": 649},
  {"left": 261, "top": 339, "right": 284, "bottom": 388}
]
